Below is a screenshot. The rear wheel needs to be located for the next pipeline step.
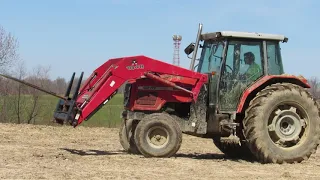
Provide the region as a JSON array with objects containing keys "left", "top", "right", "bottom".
[
  {"left": 134, "top": 113, "right": 182, "bottom": 157},
  {"left": 119, "top": 119, "right": 140, "bottom": 154},
  {"left": 243, "top": 83, "right": 320, "bottom": 163}
]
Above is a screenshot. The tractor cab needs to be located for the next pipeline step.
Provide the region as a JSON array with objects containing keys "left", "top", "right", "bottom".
[{"left": 185, "top": 24, "right": 288, "bottom": 112}]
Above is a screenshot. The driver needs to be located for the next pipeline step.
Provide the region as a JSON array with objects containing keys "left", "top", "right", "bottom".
[{"left": 243, "top": 52, "right": 262, "bottom": 81}]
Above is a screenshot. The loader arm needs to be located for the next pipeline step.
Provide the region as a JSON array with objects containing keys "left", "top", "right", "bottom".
[{"left": 54, "top": 55, "right": 208, "bottom": 127}]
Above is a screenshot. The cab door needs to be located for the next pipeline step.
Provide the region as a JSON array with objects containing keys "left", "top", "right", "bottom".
[{"left": 218, "top": 40, "right": 265, "bottom": 112}]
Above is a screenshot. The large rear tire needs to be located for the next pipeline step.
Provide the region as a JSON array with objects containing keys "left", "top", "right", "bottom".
[
  {"left": 134, "top": 113, "right": 182, "bottom": 158},
  {"left": 119, "top": 119, "right": 140, "bottom": 154},
  {"left": 243, "top": 83, "right": 320, "bottom": 163}
]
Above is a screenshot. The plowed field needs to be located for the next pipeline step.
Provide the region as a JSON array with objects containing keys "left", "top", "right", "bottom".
[{"left": 1, "top": 123, "right": 320, "bottom": 179}]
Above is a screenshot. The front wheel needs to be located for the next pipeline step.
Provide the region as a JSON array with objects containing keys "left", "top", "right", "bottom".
[
  {"left": 213, "top": 136, "right": 254, "bottom": 159},
  {"left": 243, "top": 83, "right": 320, "bottom": 164},
  {"left": 134, "top": 113, "right": 182, "bottom": 158},
  {"left": 119, "top": 119, "right": 140, "bottom": 154}
]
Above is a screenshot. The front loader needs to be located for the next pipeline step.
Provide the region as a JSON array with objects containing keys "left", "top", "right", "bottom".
[{"left": 2, "top": 23, "right": 319, "bottom": 164}]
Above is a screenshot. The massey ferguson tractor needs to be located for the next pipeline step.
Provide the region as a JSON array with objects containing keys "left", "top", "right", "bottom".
[{"left": 2, "top": 23, "right": 320, "bottom": 164}]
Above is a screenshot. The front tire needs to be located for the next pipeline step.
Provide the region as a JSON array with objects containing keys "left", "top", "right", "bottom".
[
  {"left": 213, "top": 136, "right": 254, "bottom": 159},
  {"left": 134, "top": 113, "right": 182, "bottom": 158},
  {"left": 243, "top": 83, "right": 320, "bottom": 163},
  {"left": 119, "top": 119, "right": 140, "bottom": 154}
]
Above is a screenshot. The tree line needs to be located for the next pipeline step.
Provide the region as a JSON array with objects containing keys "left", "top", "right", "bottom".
[
  {"left": 0, "top": 24, "right": 320, "bottom": 126},
  {"left": 0, "top": 25, "right": 125, "bottom": 125}
]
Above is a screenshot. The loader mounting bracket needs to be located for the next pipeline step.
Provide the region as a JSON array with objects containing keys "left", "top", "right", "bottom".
[
  {"left": 53, "top": 99, "right": 79, "bottom": 126},
  {"left": 53, "top": 72, "right": 84, "bottom": 127}
]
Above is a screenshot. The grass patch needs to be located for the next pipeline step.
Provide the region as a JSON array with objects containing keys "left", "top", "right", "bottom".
[
  {"left": 0, "top": 94, "right": 124, "bottom": 128},
  {"left": 81, "top": 94, "right": 124, "bottom": 128}
]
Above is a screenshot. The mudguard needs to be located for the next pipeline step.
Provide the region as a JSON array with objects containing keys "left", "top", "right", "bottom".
[{"left": 237, "top": 75, "right": 310, "bottom": 113}]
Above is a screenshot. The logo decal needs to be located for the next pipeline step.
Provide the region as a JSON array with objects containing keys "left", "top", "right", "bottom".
[
  {"left": 126, "top": 64, "right": 144, "bottom": 70},
  {"left": 126, "top": 59, "right": 144, "bottom": 70}
]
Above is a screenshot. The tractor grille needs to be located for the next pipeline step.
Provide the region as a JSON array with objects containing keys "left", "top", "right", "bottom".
[{"left": 136, "top": 91, "right": 157, "bottom": 105}]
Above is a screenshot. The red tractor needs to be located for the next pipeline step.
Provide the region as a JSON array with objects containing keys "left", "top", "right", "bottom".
[
  {"left": 118, "top": 24, "right": 320, "bottom": 163},
  {"left": 2, "top": 23, "right": 319, "bottom": 164}
]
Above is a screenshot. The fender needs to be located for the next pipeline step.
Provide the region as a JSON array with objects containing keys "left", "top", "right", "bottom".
[{"left": 236, "top": 75, "right": 310, "bottom": 113}]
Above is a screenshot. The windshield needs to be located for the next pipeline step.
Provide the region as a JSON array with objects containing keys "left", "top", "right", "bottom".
[{"left": 197, "top": 40, "right": 224, "bottom": 74}]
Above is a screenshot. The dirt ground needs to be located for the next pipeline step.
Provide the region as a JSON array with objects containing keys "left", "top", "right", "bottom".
[{"left": 1, "top": 123, "right": 320, "bottom": 180}]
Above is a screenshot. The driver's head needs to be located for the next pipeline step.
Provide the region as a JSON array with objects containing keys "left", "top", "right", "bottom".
[{"left": 244, "top": 52, "right": 255, "bottom": 65}]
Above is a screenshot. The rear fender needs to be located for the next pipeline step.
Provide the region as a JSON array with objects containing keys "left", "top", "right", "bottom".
[{"left": 236, "top": 75, "right": 310, "bottom": 114}]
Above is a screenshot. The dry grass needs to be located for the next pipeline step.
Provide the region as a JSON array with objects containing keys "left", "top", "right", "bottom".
[{"left": 1, "top": 123, "right": 320, "bottom": 179}]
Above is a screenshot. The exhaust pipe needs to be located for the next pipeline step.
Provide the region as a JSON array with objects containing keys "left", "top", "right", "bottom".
[{"left": 189, "top": 23, "right": 203, "bottom": 70}]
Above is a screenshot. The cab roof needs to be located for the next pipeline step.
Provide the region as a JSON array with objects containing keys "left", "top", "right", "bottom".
[{"left": 200, "top": 31, "right": 288, "bottom": 42}]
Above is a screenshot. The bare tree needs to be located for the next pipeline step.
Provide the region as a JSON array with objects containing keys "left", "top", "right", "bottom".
[
  {"left": 24, "top": 65, "right": 51, "bottom": 124},
  {"left": 0, "top": 76, "right": 12, "bottom": 123},
  {"left": 54, "top": 77, "right": 67, "bottom": 95},
  {"left": 12, "top": 60, "right": 27, "bottom": 124},
  {"left": 0, "top": 25, "right": 19, "bottom": 71},
  {"left": 308, "top": 77, "right": 320, "bottom": 99},
  {"left": 0, "top": 25, "right": 19, "bottom": 123}
]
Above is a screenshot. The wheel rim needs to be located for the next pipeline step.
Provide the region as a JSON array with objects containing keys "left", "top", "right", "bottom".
[
  {"left": 146, "top": 126, "right": 169, "bottom": 149},
  {"left": 267, "top": 102, "right": 309, "bottom": 148}
]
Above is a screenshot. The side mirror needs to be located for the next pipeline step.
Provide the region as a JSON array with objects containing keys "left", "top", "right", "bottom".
[{"left": 184, "top": 43, "right": 195, "bottom": 55}]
